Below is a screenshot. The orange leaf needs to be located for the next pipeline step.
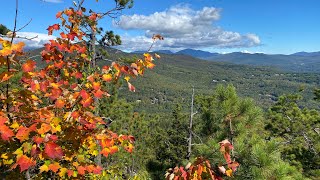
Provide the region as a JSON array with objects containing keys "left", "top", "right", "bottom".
[
  {"left": 85, "top": 165, "right": 95, "bottom": 173},
  {"left": 89, "top": 13, "right": 97, "bottom": 21},
  {"left": 0, "top": 72, "right": 14, "bottom": 82},
  {"left": 49, "top": 162, "right": 61, "bottom": 173},
  {"left": 16, "top": 127, "right": 30, "bottom": 142},
  {"left": 37, "top": 123, "right": 51, "bottom": 134},
  {"left": 109, "top": 146, "right": 118, "bottom": 154},
  {"left": 81, "top": 97, "right": 93, "bottom": 107},
  {"left": 64, "top": 9, "right": 74, "bottom": 16},
  {"left": 125, "top": 143, "right": 134, "bottom": 153},
  {"left": 100, "top": 139, "right": 114, "bottom": 148},
  {"left": 67, "top": 170, "right": 74, "bottom": 177},
  {"left": 44, "top": 142, "right": 64, "bottom": 159},
  {"left": 93, "top": 89, "right": 104, "bottom": 99},
  {"left": 22, "top": 60, "right": 36, "bottom": 72},
  {"left": 80, "top": 89, "right": 90, "bottom": 99},
  {"left": 56, "top": 11, "right": 63, "bottom": 18},
  {"left": 77, "top": 166, "right": 86, "bottom": 175},
  {"left": 71, "top": 111, "right": 80, "bottom": 119},
  {"left": 100, "top": 148, "right": 110, "bottom": 157},
  {"left": 93, "top": 166, "right": 102, "bottom": 174},
  {"left": 92, "top": 82, "right": 101, "bottom": 90},
  {"left": 60, "top": 32, "right": 67, "bottom": 39},
  {"left": 146, "top": 62, "right": 155, "bottom": 69},
  {"left": 55, "top": 99, "right": 65, "bottom": 108},
  {"left": 87, "top": 75, "right": 94, "bottom": 82},
  {"left": 0, "top": 125, "right": 14, "bottom": 141},
  {"left": 14, "top": 155, "right": 36, "bottom": 172},
  {"left": 33, "top": 136, "right": 44, "bottom": 145},
  {"left": 102, "top": 74, "right": 112, "bottom": 82},
  {"left": 31, "top": 80, "right": 40, "bottom": 91}
]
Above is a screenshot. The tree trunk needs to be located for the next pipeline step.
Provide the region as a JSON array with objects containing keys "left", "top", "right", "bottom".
[{"left": 187, "top": 87, "right": 195, "bottom": 160}]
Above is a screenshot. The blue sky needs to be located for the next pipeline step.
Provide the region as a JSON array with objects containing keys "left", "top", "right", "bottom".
[{"left": 1, "top": 0, "right": 320, "bottom": 54}]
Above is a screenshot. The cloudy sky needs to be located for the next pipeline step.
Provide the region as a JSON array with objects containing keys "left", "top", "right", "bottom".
[{"left": 1, "top": 0, "right": 320, "bottom": 54}]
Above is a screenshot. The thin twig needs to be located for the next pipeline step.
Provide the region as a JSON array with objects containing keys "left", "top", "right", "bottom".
[
  {"left": 191, "top": 131, "right": 203, "bottom": 145},
  {"left": 147, "top": 40, "right": 156, "bottom": 52},
  {"left": 16, "top": 18, "right": 32, "bottom": 32},
  {"left": 0, "top": 34, "right": 38, "bottom": 40}
]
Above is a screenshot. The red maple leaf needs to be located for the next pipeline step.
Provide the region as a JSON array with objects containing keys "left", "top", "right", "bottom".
[
  {"left": 77, "top": 166, "right": 86, "bottom": 175},
  {"left": 44, "top": 142, "right": 64, "bottom": 159},
  {"left": 14, "top": 155, "right": 36, "bottom": 172},
  {"left": 16, "top": 127, "right": 31, "bottom": 142},
  {"left": 0, "top": 125, "right": 14, "bottom": 141},
  {"left": 22, "top": 60, "right": 36, "bottom": 72}
]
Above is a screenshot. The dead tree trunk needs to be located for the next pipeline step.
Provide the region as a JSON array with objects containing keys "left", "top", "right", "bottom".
[{"left": 187, "top": 86, "right": 195, "bottom": 160}]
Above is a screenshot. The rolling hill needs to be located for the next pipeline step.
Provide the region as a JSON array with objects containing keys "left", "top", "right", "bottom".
[
  {"left": 136, "top": 49, "right": 320, "bottom": 73},
  {"left": 26, "top": 47, "right": 320, "bottom": 113}
]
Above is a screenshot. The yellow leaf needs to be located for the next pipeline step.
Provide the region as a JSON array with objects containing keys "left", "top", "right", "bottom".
[
  {"left": 50, "top": 124, "right": 61, "bottom": 133},
  {"left": 85, "top": 82, "right": 91, "bottom": 88},
  {"left": 39, "top": 153, "right": 44, "bottom": 160},
  {"left": 13, "top": 148, "right": 23, "bottom": 156},
  {"left": 226, "top": 169, "right": 233, "bottom": 177},
  {"left": 92, "top": 150, "right": 99, "bottom": 156},
  {"left": 64, "top": 112, "right": 71, "bottom": 120},
  {"left": 73, "top": 171, "right": 78, "bottom": 177},
  {"left": 63, "top": 68, "right": 69, "bottom": 77},
  {"left": 31, "top": 94, "right": 39, "bottom": 101},
  {"left": 124, "top": 76, "right": 130, "bottom": 82},
  {"left": 72, "top": 161, "right": 79, "bottom": 167},
  {"left": 1, "top": 153, "right": 8, "bottom": 159},
  {"left": 59, "top": 168, "right": 68, "bottom": 177},
  {"left": 51, "top": 117, "right": 61, "bottom": 126},
  {"left": 10, "top": 121, "right": 20, "bottom": 129},
  {"left": 64, "top": 155, "right": 73, "bottom": 161},
  {"left": 3, "top": 159, "right": 14, "bottom": 165},
  {"left": 39, "top": 164, "right": 49, "bottom": 173}
]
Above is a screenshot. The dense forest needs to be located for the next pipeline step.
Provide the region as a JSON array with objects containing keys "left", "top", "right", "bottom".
[{"left": 0, "top": 0, "right": 319, "bottom": 179}]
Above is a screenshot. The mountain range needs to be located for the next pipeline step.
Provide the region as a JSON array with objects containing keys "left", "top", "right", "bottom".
[
  {"left": 133, "top": 49, "right": 320, "bottom": 72},
  {"left": 26, "top": 46, "right": 319, "bottom": 113}
]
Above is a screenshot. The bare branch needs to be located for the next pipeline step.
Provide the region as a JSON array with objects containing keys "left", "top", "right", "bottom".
[
  {"left": 16, "top": 18, "right": 33, "bottom": 32},
  {"left": 191, "top": 131, "right": 203, "bottom": 145}
]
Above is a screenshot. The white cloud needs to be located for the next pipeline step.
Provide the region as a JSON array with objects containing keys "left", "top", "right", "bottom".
[
  {"left": 14, "top": 32, "right": 56, "bottom": 50},
  {"left": 115, "top": 5, "right": 260, "bottom": 51},
  {"left": 241, "top": 50, "right": 264, "bottom": 54},
  {"left": 42, "top": 0, "right": 63, "bottom": 3}
]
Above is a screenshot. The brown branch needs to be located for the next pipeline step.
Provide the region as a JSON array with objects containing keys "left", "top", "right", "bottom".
[
  {"left": 16, "top": 18, "right": 32, "bottom": 32},
  {"left": 5, "top": 0, "right": 19, "bottom": 121}
]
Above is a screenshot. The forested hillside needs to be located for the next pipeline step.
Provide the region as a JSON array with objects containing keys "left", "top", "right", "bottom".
[{"left": 0, "top": 0, "right": 319, "bottom": 179}]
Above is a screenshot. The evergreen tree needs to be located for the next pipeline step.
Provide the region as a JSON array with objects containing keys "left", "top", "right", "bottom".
[
  {"left": 0, "top": 24, "right": 10, "bottom": 35},
  {"left": 194, "top": 84, "right": 306, "bottom": 180},
  {"left": 147, "top": 103, "right": 188, "bottom": 180},
  {"left": 266, "top": 93, "right": 320, "bottom": 179}
]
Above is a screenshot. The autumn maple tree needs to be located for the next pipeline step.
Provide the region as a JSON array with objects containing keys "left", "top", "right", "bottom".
[{"left": 0, "top": 0, "right": 162, "bottom": 178}]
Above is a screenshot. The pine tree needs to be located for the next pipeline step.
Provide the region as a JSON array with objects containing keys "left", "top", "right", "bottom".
[
  {"left": 266, "top": 93, "right": 320, "bottom": 179},
  {"left": 194, "top": 84, "right": 306, "bottom": 179},
  {"left": 0, "top": 24, "right": 10, "bottom": 35}
]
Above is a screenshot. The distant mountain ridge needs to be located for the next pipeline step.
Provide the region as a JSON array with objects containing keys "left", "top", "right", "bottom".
[
  {"left": 134, "top": 49, "right": 320, "bottom": 73},
  {"left": 291, "top": 51, "right": 320, "bottom": 57},
  {"left": 28, "top": 45, "right": 320, "bottom": 73},
  {"left": 176, "top": 49, "right": 219, "bottom": 58}
]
